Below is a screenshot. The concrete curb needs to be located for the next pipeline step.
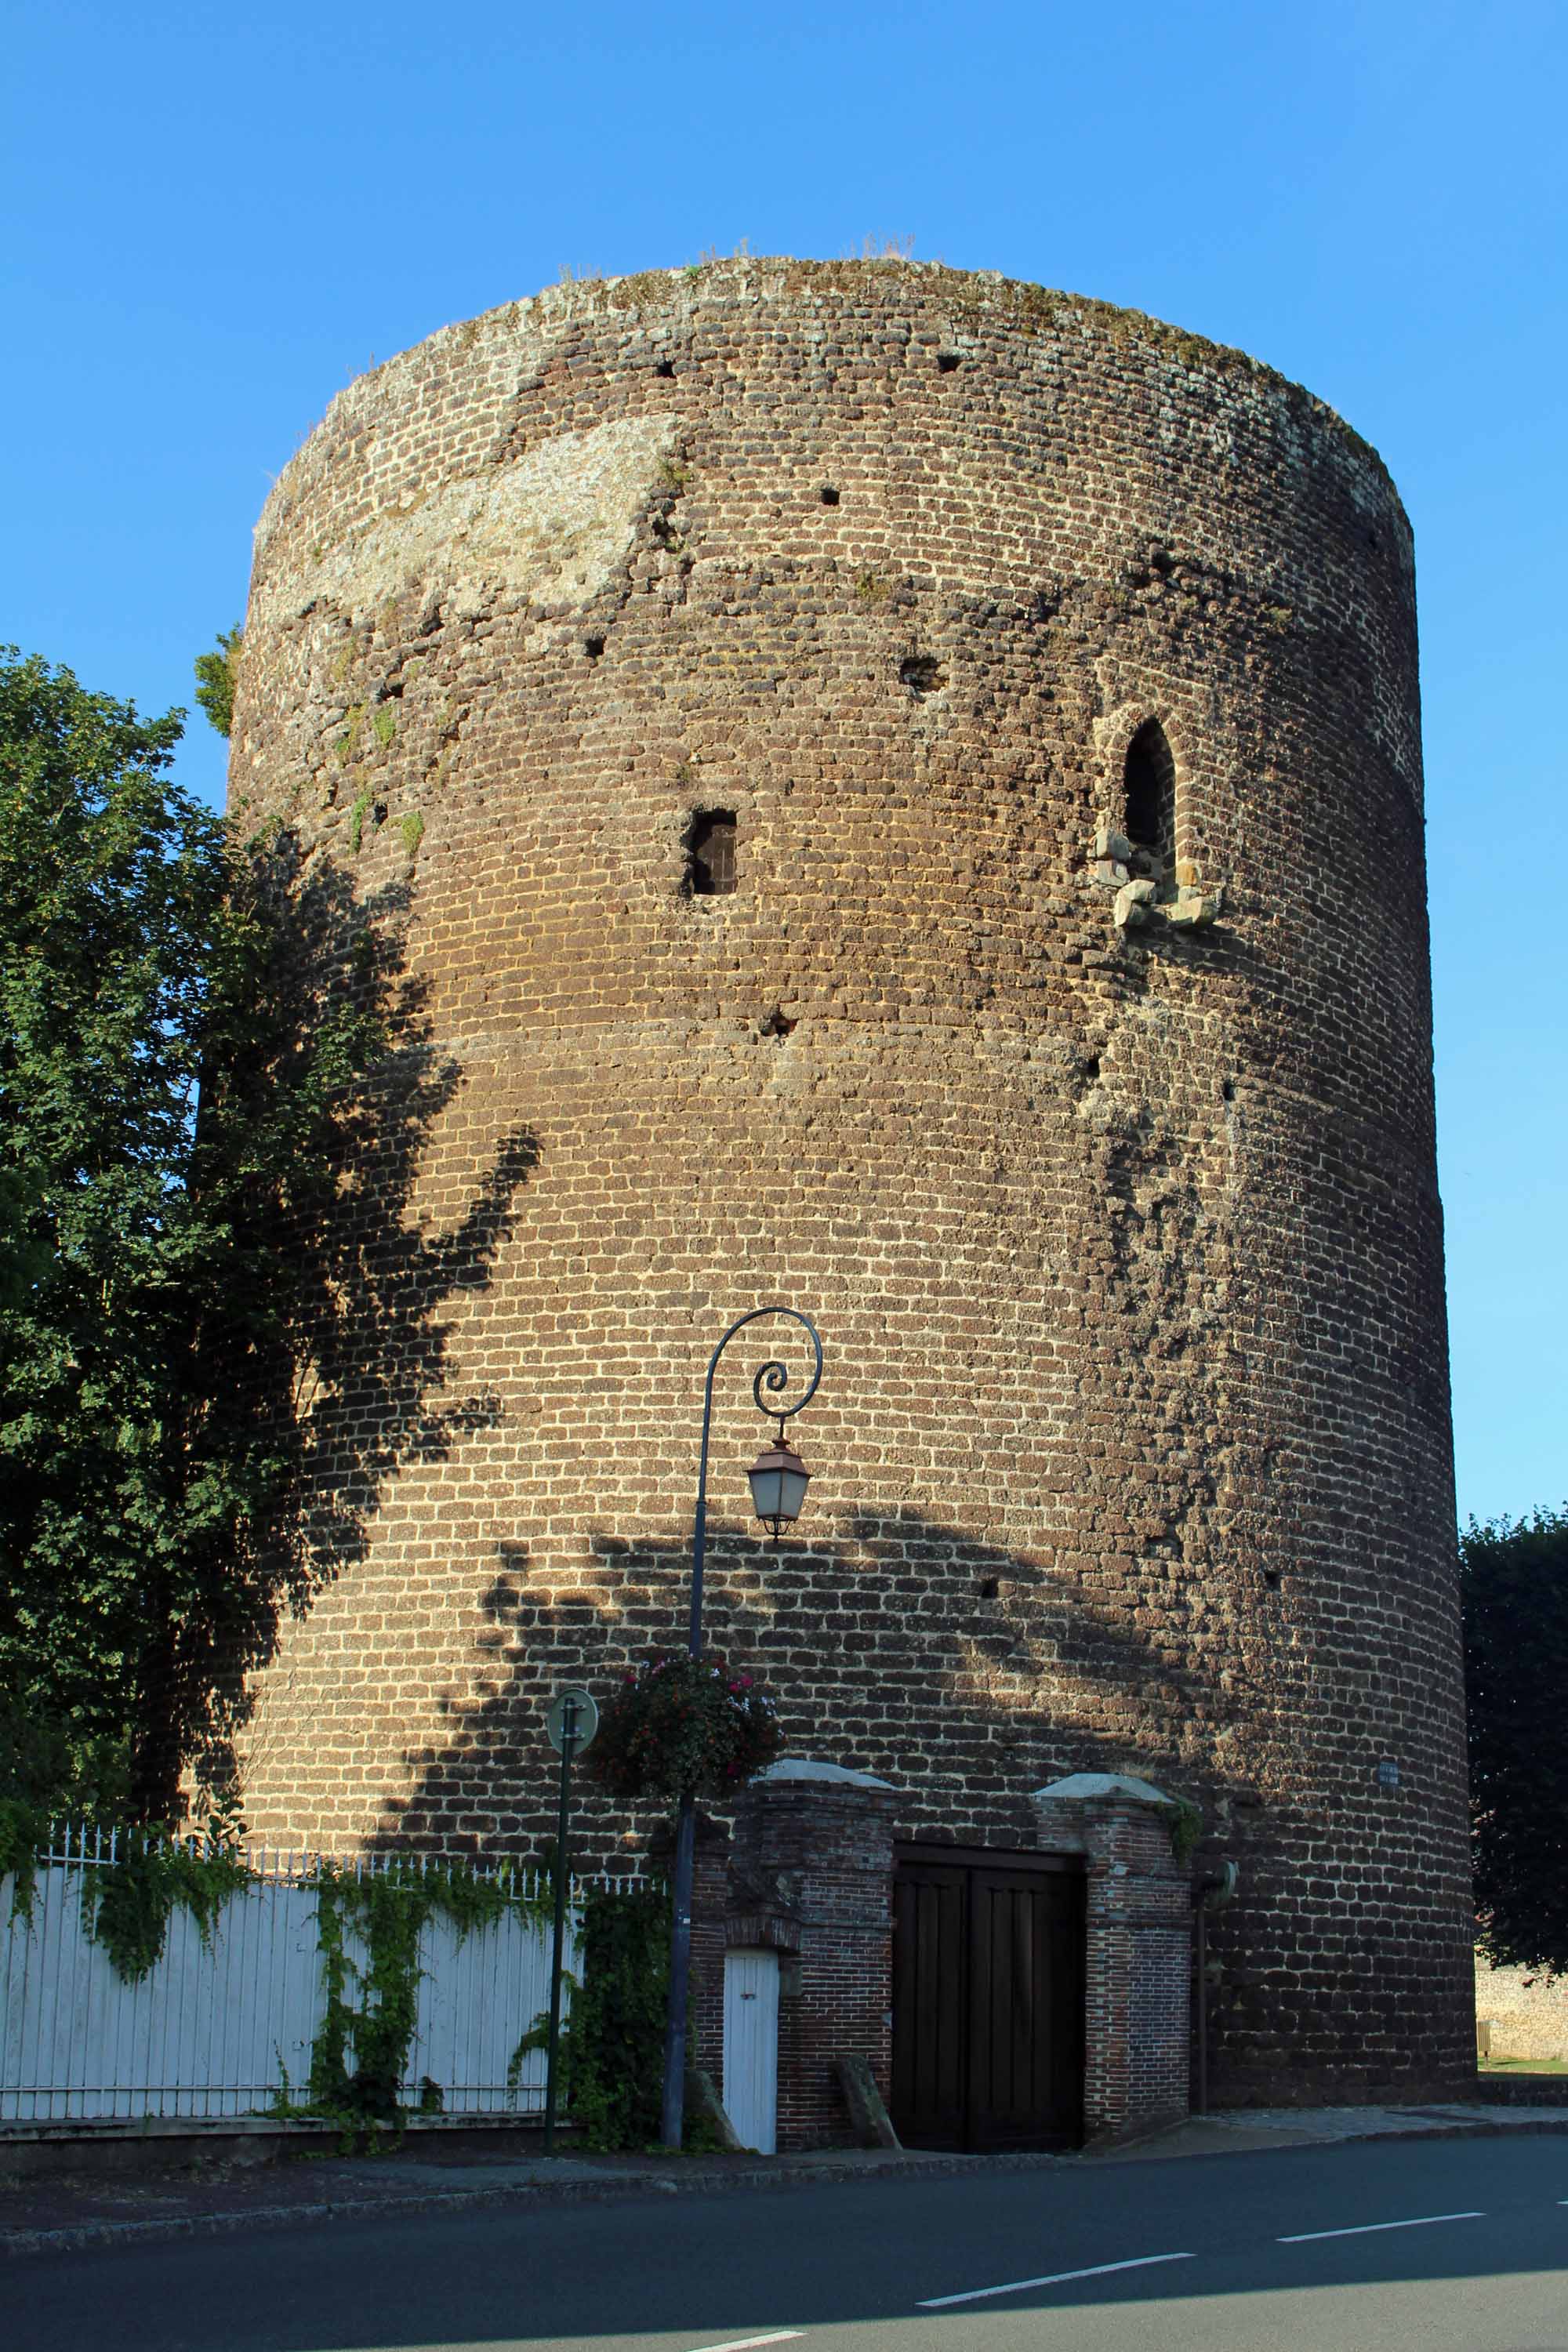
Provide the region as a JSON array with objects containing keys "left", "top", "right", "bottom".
[
  {"left": 1094, "top": 2116, "right": 1568, "bottom": 2164},
  {"left": 0, "top": 2151, "right": 1070, "bottom": 2259},
  {"left": 9, "top": 2114, "right": 1568, "bottom": 2259}
]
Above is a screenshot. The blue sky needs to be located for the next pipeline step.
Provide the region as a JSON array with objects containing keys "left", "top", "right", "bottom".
[{"left": 2, "top": 1, "right": 1562, "bottom": 1527}]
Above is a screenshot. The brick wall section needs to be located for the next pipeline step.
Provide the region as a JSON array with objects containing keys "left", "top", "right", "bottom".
[
  {"left": 715, "top": 1762, "right": 898, "bottom": 2151},
  {"left": 1032, "top": 1776, "right": 1192, "bottom": 2142},
  {"left": 226, "top": 256, "right": 1473, "bottom": 2103}
]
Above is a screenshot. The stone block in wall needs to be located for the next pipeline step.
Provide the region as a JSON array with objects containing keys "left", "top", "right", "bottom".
[{"left": 1113, "top": 878, "right": 1157, "bottom": 928}]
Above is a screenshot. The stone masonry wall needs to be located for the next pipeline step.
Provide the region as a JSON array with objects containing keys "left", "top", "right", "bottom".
[
  {"left": 225, "top": 257, "right": 1473, "bottom": 2103},
  {"left": 1475, "top": 1954, "right": 1568, "bottom": 2062}
]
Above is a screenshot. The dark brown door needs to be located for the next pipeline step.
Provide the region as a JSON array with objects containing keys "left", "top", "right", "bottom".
[{"left": 891, "top": 1849, "right": 1084, "bottom": 2151}]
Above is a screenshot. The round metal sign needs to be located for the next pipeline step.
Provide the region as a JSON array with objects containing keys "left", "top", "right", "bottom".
[{"left": 546, "top": 1686, "right": 599, "bottom": 1754}]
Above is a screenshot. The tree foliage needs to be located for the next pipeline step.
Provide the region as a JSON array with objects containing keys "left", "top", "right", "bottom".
[
  {"left": 1461, "top": 1505, "right": 1568, "bottom": 1970},
  {"left": 0, "top": 648, "right": 387, "bottom": 1819},
  {"left": 194, "top": 627, "right": 242, "bottom": 739}
]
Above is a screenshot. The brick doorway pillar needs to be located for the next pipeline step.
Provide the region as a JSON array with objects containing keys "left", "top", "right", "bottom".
[
  {"left": 723, "top": 1759, "right": 899, "bottom": 2151},
  {"left": 1031, "top": 1772, "right": 1192, "bottom": 2146}
]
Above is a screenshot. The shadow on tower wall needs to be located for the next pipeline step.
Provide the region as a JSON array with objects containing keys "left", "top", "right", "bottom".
[
  {"left": 371, "top": 1504, "right": 1472, "bottom": 2102},
  {"left": 185, "top": 838, "right": 539, "bottom": 1807},
  {"left": 367, "top": 1508, "right": 1263, "bottom": 1875}
]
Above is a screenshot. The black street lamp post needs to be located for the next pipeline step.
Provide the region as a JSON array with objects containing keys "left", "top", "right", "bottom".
[{"left": 659, "top": 1305, "right": 824, "bottom": 2151}]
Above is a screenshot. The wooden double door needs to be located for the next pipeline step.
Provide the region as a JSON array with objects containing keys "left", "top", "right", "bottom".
[{"left": 891, "top": 1846, "right": 1085, "bottom": 2151}]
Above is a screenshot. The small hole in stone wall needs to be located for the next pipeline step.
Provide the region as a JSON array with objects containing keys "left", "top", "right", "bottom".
[
  {"left": 1221, "top": 1079, "right": 1236, "bottom": 1102},
  {"left": 978, "top": 1577, "right": 1000, "bottom": 1600},
  {"left": 1261, "top": 1567, "right": 1280, "bottom": 1588},
  {"left": 819, "top": 484, "right": 840, "bottom": 505},
  {"left": 1083, "top": 1055, "right": 1101, "bottom": 1085},
  {"left": 937, "top": 351, "right": 960, "bottom": 373},
  {"left": 684, "top": 808, "right": 737, "bottom": 897},
  {"left": 372, "top": 801, "right": 387, "bottom": 828},
  {"left": 655, "top": 359, "right": 675, "bottom": 378},
  {"left": 760, "top": 1005, "right": 797, "bottom": 1039},
  {"left": 899, "top": 654, "right": 945, "bottom": 698},
  {"left": 584, "top": 637, "right": 605, "bottom": 660},
  {"left": 1367, "top": 529, "right": 1381, "bottom": 552}
]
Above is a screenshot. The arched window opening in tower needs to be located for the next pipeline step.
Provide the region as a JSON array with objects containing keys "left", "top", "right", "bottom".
[
  {"left": 684, "top": 810, "right": 737, "bottom": 896},
  {"left": 1123, "top": 719, "right": 1177, "bottom": 889}
]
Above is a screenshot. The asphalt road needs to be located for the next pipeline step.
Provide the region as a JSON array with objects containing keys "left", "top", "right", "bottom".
[{"left": 13, "top": 2135, "right": 1568, "bottom": 2352}]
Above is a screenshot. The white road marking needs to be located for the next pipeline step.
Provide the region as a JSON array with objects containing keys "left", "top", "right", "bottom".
[
  {"left": 917, "top": 2252, "right": 1196, "bottom": 2307},
  {"left": 1278, "top": 2211, "right": 1485, "bottom": 2244},
  {"left": 687, "top": 2335, "right": 804, "bottom": 2352}
]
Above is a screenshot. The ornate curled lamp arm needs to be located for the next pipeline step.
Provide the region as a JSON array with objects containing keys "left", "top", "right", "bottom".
[
  {"left": 750, "top": 1331, "right": 825, "bottom": 1429},
  {"left": 688, "top": 1305, "right": 823, "bottom": 1655}
]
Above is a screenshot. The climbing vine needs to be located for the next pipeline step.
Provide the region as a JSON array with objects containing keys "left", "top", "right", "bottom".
[
  {"left": 0, "top": 1797, "right": 45, "bottom": 1922},
  {"left": 512, "top": 1881, "right": 672, "bottom": 2150},
  {"left": 1165, "top": 1796, "right": 1204, "bottom": 1867},
  {"left": 2, "top": 1794, "right": 250, "bottom": 1965},
  {"left": 84, "top": 1830, "right": 253, "bottom": 1983},
  {"left": 281, "top": 1859, "right": 553, "bottom": 2148},
  {"left": 3, "top": 1806, "right": 556, "bottom": 2143}
]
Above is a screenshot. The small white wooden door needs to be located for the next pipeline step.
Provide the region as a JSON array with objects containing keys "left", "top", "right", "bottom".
[{"left": 723, "top": 1948, "right": 779, "bottom": 2154}]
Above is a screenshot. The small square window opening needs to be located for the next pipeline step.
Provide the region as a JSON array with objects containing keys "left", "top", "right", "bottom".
[{"left": 684, "top": 809, "right": 738, "bottom": 897}]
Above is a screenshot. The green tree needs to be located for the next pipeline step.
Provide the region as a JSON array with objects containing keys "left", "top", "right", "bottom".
[
  {"left": 1461, "top": 1505, "right": 1568, "bottom": 1970},
  {"left": 0, "top": 649, "right": 381, "bottom": 1820},
  {"left": 194, "top": 626, "right": 242, "bottom": 739}
]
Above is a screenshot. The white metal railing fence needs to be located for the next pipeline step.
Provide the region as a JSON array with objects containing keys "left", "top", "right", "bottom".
[{"left": 0, "top": 1828, "right": 634, "bottom": 2124}]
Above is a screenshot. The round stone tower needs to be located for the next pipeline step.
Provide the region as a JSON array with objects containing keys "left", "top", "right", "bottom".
[{"left": 227, "top": 258, "right": 1472, "bottom": 2101}]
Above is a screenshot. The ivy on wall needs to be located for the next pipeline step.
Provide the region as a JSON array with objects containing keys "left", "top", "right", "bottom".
[
  {"left": 0, "top": 1817, "right": 560, "bottom": 2149},
  {"left": 295, "top": 1860, "right": 549, "bottom": 2144},
  {"left": 85, "top": 1831, "right": 253, "bottom": 1982},
  {"left": 512, "top": 1881, "right": 673, "bottom": 2150},
  {"left": 1, "top": 1796, "right": 250, "bottom": 1978},
  {"left": 0, "top": 1798, "right": 43, "bottom": 1923},
  {"left": 1165, "top": 1797, "right": 1204, "bottom": 1866}
]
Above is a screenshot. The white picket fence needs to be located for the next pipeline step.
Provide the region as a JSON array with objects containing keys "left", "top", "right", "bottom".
[{"left": 0, "top": 1829, "right": 619, "bottom": 2124}]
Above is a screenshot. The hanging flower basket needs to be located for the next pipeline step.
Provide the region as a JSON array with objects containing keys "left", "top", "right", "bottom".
[{"left": 587, "top": 1653, "right": 782, "bottom": 1803}]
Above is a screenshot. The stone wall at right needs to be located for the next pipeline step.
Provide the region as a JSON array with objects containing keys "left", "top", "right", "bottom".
[{"left": 1475, "top": 1955, "right": 1568, "bottom": 2061}]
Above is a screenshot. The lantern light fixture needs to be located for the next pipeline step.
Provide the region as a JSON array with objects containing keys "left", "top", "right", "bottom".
[{"left": 747, "top": 1431, "right": 812, "bottom": 1540}]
